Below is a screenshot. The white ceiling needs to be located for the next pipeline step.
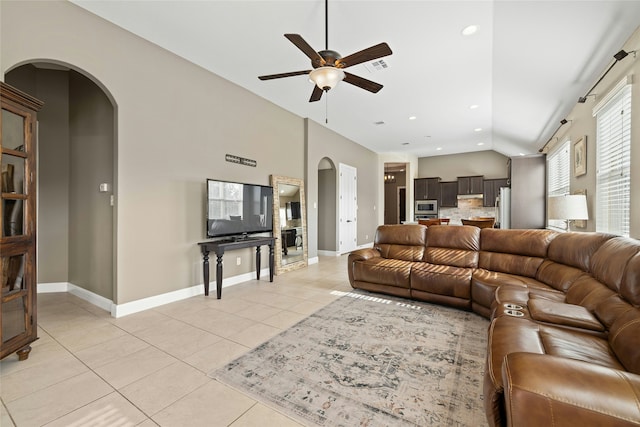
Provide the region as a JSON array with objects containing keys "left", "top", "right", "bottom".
[{"left": 71, "top": 0, "right": 640, "bottom": 158}]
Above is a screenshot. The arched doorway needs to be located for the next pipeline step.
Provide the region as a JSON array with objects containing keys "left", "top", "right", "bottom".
[
  {"left": 5, "top": 61, "right": 117, "bottom": 305},
  {"left": 317, "top": 157, "right": 337, "bottom": 255}
]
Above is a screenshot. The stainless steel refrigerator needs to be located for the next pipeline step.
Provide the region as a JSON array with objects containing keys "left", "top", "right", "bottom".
[{"left": 496, "top": 187, "right": 511, "bottom": 229}]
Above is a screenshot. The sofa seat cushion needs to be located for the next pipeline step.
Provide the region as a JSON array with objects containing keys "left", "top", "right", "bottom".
[
  {"left": 351, "top": 258, "right": 413, "bottom": 289},
  {"left": 411, "top": 262, "right": 472, "bottom": 300},
  {"left": 538, "top": 325, "right": 623, "bottom": 368},
  {"left": 472, "top": 269, "right": 550, "bottom": 311}
]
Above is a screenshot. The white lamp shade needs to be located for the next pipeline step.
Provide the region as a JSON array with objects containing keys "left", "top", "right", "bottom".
[
  {"left": 309, "top": 67, "right": 345, "bottom": 90},
  {"left": 548, "top": 195, "right": 589, "bottom": 220}
]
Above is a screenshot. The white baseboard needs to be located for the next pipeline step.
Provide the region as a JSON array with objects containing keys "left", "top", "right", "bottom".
[
  {"left": 38, "top": 282, "right": 112, "bottom": 312},
  {"left": 318, "top": 242, "right": 373, "bottom": 258},
  {"left": 308, "top": 256, "right": 319, "bottom": 265},
  {"left": 68, "top": 284, "right": 113, "bottom": 312},
  {"left": 317, "top": 250, "right": 338, "bottom": 257},
  {"left": 38, "top": 282, "right": 70, "bottom": 293},
  {"left": 37, "top": 267, "right": 271, "bottom": 318}
]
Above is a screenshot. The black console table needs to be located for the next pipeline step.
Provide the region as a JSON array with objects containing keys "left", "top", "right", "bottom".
[{"left": 198, "top": 236, "right": 275, "bottom": 299}]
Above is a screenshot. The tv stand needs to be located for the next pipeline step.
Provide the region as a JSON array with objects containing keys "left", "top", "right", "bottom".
[{"left": 198, "top": 236, "right": 275, "bottom": 299}]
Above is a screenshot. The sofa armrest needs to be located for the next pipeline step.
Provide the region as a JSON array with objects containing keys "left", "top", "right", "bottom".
[
  {"left": 347, "top": 248, "right": 381, "bottom": 286},
  {"left": 348, "top": 247, "right": 381, "bottom": 262},
  {"left": 528, "top": 299, "right": 605, "bottom": 332},
  {"left": 502, "top": 352, "right": 640, "bottom": 427}
]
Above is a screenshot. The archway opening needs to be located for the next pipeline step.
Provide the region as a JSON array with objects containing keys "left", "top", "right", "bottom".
[
  {"left": 5, "top": 61, "right": 117, "bottom": 304},
  {"left": 317, "top": 157, "right": 337, "bottom": 255}
]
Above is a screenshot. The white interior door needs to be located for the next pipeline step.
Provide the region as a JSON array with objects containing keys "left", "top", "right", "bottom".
[{"left": 339, "top": 163, "right": 357, "bottom": 253}]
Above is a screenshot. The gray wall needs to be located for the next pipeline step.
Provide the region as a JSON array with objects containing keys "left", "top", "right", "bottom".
[
  {"left": 306, "top": 119, "right": 380, "bottom": 258},
  {"left": 551, "top": 27, "right": 640, "bottom": 237},
  {"left": 418, "top": 150, "right": 509, "bottom": 180},
  {"left": 317, "top": 168, "right": 336, "bottom": 251},
  {"left": 2, "top": 0, "right": 307, "bottom": 304},
  {"left": 68, "top": 71, "right": 114, "bottom": 299}
]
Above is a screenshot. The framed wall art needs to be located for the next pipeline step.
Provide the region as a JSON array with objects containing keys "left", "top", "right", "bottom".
[{"left": 574, "top": 136, "right": 586, "bottom": 177}]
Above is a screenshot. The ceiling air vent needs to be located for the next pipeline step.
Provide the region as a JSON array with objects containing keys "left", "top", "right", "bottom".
[
  {"left": 364, "top": 59, "right": 389, "bottom": 73},
  {"left": 373, "top": 121, "right": 385, "bottom": 126}
]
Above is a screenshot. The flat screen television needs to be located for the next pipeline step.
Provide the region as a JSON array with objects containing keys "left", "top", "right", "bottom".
[{"left": 206, "top": 179, "right": 274, "bottom": 239}]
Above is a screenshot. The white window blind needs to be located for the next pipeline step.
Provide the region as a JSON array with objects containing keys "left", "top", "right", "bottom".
[
  {"left": 547, "top": 140, "right": 570, "bottom": 230},
  {"left": 594, "top": 82, "right": 631, "bottom": 237}
]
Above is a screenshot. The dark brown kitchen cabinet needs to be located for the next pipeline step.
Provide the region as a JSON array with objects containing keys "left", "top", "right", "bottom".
[
  {"left": 440, "top": 181, "right": 458, "bottom": 207},
  {"left": 1, "top": 82, "right": 43, "bottom": 361},
  {"left": 457, "top": 176, "right": 484, "bottom": 195},
  {"left": 483, "top": 178, "right": 509, "bottom": 207},
  {"left": 414, "top": 177, "right": 440, "bottom": 201}
]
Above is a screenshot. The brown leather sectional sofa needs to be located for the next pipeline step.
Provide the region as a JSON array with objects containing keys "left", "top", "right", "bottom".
[{"left": 347, "top": 224, "right": 640, "bottom": 426}]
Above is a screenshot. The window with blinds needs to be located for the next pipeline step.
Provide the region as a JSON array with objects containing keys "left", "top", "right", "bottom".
[
  {"left": 547, "top": 140, "right": 570, "bottom": 230},
  {"left": 594, "top": 80, "right": 631, "bottom": 237}
]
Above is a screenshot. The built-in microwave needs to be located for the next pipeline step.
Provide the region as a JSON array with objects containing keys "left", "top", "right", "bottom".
[{"left": 415, "top": 200, "right": 438, "bottom": 215}]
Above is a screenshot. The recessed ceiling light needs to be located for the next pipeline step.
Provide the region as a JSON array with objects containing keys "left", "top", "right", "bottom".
[
  {"left": 436, "top": 147, "right": 443, "bottom": 151},
  {"left": 469, "top": 104, "right": 479, "bottom": 110},
  {"left": 462, "top": 25, "right": 478, "bottom": 36},
  {"left": 477, "top": 142, "right": 484, "bottom": 146},
  {"left": 409, "top": 116, "right": 417, "bottom": 120}
]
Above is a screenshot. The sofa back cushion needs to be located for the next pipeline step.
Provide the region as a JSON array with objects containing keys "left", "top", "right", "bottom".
[
  {"left": 609, "top": 308, "right": 640, "bottom": 375},
  {"left": 546, "top": 232, "right": 615, "bottom": 271},
  {"left": 374, "top": 224, "right": 426, "bottom": 261},
  {"left": 535, "top": 261, "right": 586, "bottom": 292},
  {"left": 590, "top": 237, "right": 640, "bottom": 293},
  {"left": 423, "top": 225, "right": 480, "bottom": 268},
  {"left": 621, "top": 252, "right": 640, "bottom": 306},
  {"left": 478, "top": 229, "right": 557, "bottom": 278},
  {"left": 565, "top": 275, "right": 616, "bottom": 311}
]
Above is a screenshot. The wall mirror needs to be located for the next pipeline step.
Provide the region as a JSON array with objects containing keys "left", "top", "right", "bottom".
[{"left": 270, "top": 175, "right": 308, "bottom": 274}]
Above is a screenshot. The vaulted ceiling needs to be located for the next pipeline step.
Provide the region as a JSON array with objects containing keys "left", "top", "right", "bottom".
[{"left": 71, "top": 0, "right": 640, "bottom": 158}]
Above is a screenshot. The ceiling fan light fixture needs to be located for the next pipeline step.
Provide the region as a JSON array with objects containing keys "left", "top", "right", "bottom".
[{"left": 309, "top": 66, "right": 345, "bottom": 91}]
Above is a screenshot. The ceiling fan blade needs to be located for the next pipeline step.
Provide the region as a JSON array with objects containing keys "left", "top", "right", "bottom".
[
  {"left": 284, "top": 34, "right": 325, "bottom": 66},
  {"left": 343, "top": 72, "right": 383, "bottom": 93},
  {"left": 309, "top": 85, "right": 324, "bottom": 102},
  {"left": 336, "top": 43, "right": 392, "bottom": 68},
  {"left": 258, "top": 70, "right": 312, "bottom": 80}
]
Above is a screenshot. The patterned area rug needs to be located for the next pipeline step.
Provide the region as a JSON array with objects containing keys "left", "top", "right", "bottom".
[{"left": 212, "top": 291, "right": 489, "bottom": 426}]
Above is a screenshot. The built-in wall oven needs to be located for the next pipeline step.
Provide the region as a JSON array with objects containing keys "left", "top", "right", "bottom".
[{"left": 415, "top": 200, "right": 438, "bottom": 220}]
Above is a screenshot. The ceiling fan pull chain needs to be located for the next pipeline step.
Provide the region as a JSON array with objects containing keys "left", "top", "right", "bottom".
[{"left": 325, "top": 92, "right": 329, "bottom": 124}]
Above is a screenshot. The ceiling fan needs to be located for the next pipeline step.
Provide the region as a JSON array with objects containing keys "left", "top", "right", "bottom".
[{"left": 258, "top": 0, "right": 392, "bottom": 102}]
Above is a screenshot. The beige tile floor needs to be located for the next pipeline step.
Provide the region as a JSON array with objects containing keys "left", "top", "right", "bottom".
[{"left": 1, "top": 255, "right": 352, "bottom": 426}]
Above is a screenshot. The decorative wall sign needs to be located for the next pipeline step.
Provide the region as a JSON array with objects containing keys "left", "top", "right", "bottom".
[
  {"left": 225, "top": 154, "right": 257, "bottom": 167},
  {"left": 574, "top": 137, "right": 586, "bottom": 177}
]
